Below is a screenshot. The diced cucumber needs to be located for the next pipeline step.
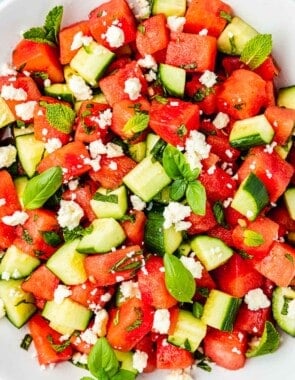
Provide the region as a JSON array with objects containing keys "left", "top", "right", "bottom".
[
  {"left": 177, "top": 241, "right": 191, "bottom": 257},
  {"left": 123, "top": 155, "right": 171, "bottom": 202},
  {"left": 0, "top": 279, "right": 36, "bottom": 328},
  {"left": 42, "top": 298, "right": 92, "bottom": 335},
  {"left": 167, "top": 309, "right": 207, "bottom": 352},
  {"left": 46, "top": 239, "right": 87, "bottom": 285},
  {"left": 0, "top": 245, "right": 40, "bottom": 279},
  {"left": 217, "top": 16, "right": 258, "bottom": 55},
  {"left": 70, "top": 41, "right": 115, "bottom": 86},
  {"left": 284, "top": 187, "right": 295, "bottom": 220},
  {"left": 144, "top": 210, "right": 183, "bottom": 255},
  {"left": 275, "top": 138, "right": 292, "bottom": 159},
  {"left": 90, "top": 185, "right": 128, "bottom": 219},
  {"left": 14, "top": 176, "right": 29, "bottom": 208},
  {"left": 48, "top": 321, "right": 74, "bottom": 336},
  {"left": 145, "top": 133, "right": 161, "bottom": 156},
  {"left": 152, "top": 0, "right": 186, "bottom": 16},
  {"left": 201, "top": 289, "right": 241, "bottom": 331},
  {"left": 246, "top": 321, "right": 280, "bottom": 358},
  {"left": 190, "top": 235, "right": 233, "bottom": 271},
  {"left": 229, "top": 114, "right": 274, "bottom": 150},
  {"left": 231, "top": 172, "right": 269, "bottom": 221},
  {"left": 44, "top": 83, "right": 75, "bottom": 103},
  {"left": 159, "top": 63, "right": 186, "bottom": 98},
  {"left": 277, "top": 86, "right": 295, "bottom": 109},
  {"left": 77, "top": 218, "right": 126, "bottom": 254},
  {"left": 128, "top": 141, "right": 146, "bottom": 162},
  {"left": 272, "top": 286, "right": 295, "bottom": 336},
  {"left": 0, "top": 96, "right": 15, "bottom": 128},
  {"left": 15, "top": 133, "right": 45, "bottom": 177},
  {"left": 114, "top": 350, "right": 137, "bottom": 374},
  {"left": 13, "top": 124, "right": 34, "bottom": 137},
  {"left": 152, "top": 186, "right": 172, "bottom": 204}
]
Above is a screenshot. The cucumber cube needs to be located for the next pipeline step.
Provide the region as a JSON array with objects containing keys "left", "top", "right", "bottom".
[
  {"left": 152, "top": 0, "right": 186, "bottom": 17},
  {"left": 90, "top": 185, "right": 128, "bottom": 219},
  {"left": 0, "top": 96, "right": 15, "bottom": 128}
]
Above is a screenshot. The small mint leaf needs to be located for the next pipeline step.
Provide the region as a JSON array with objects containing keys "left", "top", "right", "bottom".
[{"left": 240, "top": 34, "right": 272, "bottom": 69}]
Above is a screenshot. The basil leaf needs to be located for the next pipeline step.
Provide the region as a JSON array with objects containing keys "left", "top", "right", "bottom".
[
  {"left": 112, "top": 369, "right": 136, "bottom": 380},
  {"left": 41, "top": 102, "right": 75, "bottom": 134},
  {"left": 186, "top": 181, "right": 206, "bottom": 216},
  {"left": 123, "top": 113, "right": 149, "bottom": 134},
  {"left": 243, "top": 229, "right": 264, "bottom": 247},
  {"left": 170, "top": 179, "right": 187, "bottom": 201},
  {"left": 87, "top": 337, "right": 119, "bottom": 378},
  {"left": 164, "top": 253, "right": 196, "bottom": 303},
  {"left": 23, "top": 167, "right": 63, "bottom": 210},
  {"left": 240, "top": 34, "right": 272, "bottom": 70},
  {"left": 213, "top": 201, "right": 227, "bottom": 227},
  {"left": 80, "top": 377, "right": 96, "bottom": 380},
  {"left": 163, "top": 145, "right": 183, "bottom": 179}
]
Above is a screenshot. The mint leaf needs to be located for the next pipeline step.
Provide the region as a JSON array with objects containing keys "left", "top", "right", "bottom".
[
  {"left": 41, "top": 102, "right": 75, "bottom": 134},
  {"left": 88, "top": 337, "right": 119, "bottom": 379},
  {"left": 164, "top": 253, "right": 196, "bottom": 303},
  {"left": 23, "top": 5, "right": 63, "bottom": 46},
  {"left": 240, "top": 34, "right": 272, "bottom": 69},
  {"left": 186, "top": 181, "right": 206, "bottom": 216},
  {"left": 23, "top": 167, "right": 63, "bottom": 210},
  {"left": 243, "top": 229, "right": 264, "bottom": 247},
  {"left": 123, "top": 112, "right": 149, "bottom": 134}
]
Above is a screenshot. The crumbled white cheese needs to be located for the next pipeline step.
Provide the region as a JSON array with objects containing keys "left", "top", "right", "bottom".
[
  {"left": 163, "top": 202, "right": 191, "bottom": 231},
  {"left": 184, "top": 130, "right": 211, "bottom": 170},
  {"left": 0, "top": 144, "right": 17, "bottom": 168},
  {"left": 137, "top": 54, "right": 158, "bottom": 71},
  {"left": 105, "top": 142, "right": 124, "bottom": 158},
  {"left": 132, "top": 350, "right": 148, "bottom": 373},
  {"left": 0, "top": 298, "right": 5, "bottom": 319},
  {"left": 44, "top": 78, "right": 51, "bottom": 88},
  {"left": 2, "top": 211, "right": 29, "bottom": 226},
  {"left": 286, "top": 299, "right": 295, "bottom": 319},
  {"left": 126, "top": 0, "right": 150, "bottom": 20},
  {"left": 68, "top": 179, "right": 79, "bottom": 191},
  {"left": 0, "top": 63, "right": 17, "bottom": 76},
  {"left": 102, "top": 25, "right": 125, "bottom": 48},
  {"left": 53, "top": 285, "right": 72, "bottom": 304},
  {"left": 1, "top": 271, "right": 10, "bottom": 281},
  {"left": 70, "top": 31, "right": 93, "bottom": 50},
  {"left": 130, "top": 194, "right": 146, "bottom": 211},
  {"left": 0, "top": 198, "right": 6, "bottom": 207},
  {"left": 199, "top": 70, "right": 218, "bottom": 88},
  {"left": 1, "top": 84, "right": 27, "bottom": 100},
  {"left": 95, "top": 108, "right": 113, "bottom": 129},
  {"left": 199, "top": 28, "right": 208, "bottom": 36},
  {"left": 80, "top": 328, "right": 98, "bottom": 345},
  {"left": 167, "top": 16, "right": 186, "bottom": 33},
  {"left": 108, "top": 160, "right": 117, "bottom": 170},
  {"left": 100, "top": 292, "right": 112, "bottom": 303},
  {"left": 180, "top": 256, "right": 203, "bottom": 279},
  {"left": 244, "top": 288, "right": 271, "bottom": 311},
  {"left": 68, "top": 74, "right": 93, "bottom": 101},
  {"left": 213, "top": 112, "right": 230, "bottom": 129},
  {"left": 15, "top": 101, "right": 37, "bottom": 121},
  {"left": 124, "top": 77, "right": 142, "bottom": 101},
  {"left": 57, "top": 199, "right": 84, "bottom": 230},
  {"left": 72, "top": 352, "right": 88, "bottom": 365},
  {"left": 119, "top": 280, "right": 141, "bottom": 302},
  {"left": 92, "top": 309, "right": 109, "bottom": 337},
  {"left": 45, "top": 137, "right": 62, "bottom": 153},
  {"left": 152, "top": 309, "right": 170, "bottom": 334},
  {"left": 145, "top": 70, "right": 157, "bottom": 82}
]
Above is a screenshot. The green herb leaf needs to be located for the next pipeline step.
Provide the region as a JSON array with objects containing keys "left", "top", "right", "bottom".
[
  {"left": 240, "top": 34, "right": 272, "bottom": 69},
  {"left": 220, "top": 10, "right": 233, "bottom": 23},
  {"left": 23, "top": 6, "right": 63, "bottom": 46},
  {"left": 192, "top": 302, "right": 204, "bottom": 319},
  {"left": 80, "top": 377, "right": 96, "bottom": 380},
  {"left": 164, "top": 253, "right": 196, "bottom": 303},
  {"left": 23, "top": 167, "right": 63, "bottom": 210},
  {"left": 42, "top": 231, "right": 62, "bottom": 246},
  {"left": 125, "top": 307, "right": 143, "bottom": 331},
  {"left": 47, "top": 335, "right": 71, "bottom": 353},
  {"left": 63, "top": 225, "right": 93, "bottom": 242},
  {"left": 186, "top": 181, "right": 206, "bottom": 216},
  {"left": 41, "top": 102, "right": 75, "bottom": 134},
  {"left": 170, "top": 179, "right": 187, "bottom": 201},
  {"left": 88, "top": 337, "right": 119, "bottom": 379},
  {"left": 243, "top": 229, "right": 264, "bottom": 247},
  {"left": 123, "top": 113, "right": 149, "bottom": 134},
  {"left": 20, "top": 334, "right": 33, "bottom": 351},
  {"left": 112, "top": 369, "right": 137, "bottom": 380},
  {"left": 163, "top": 144, "right": 198, "bottom": 181},
  {"left": 213, "top": 201, "right": 227, "bottom": 227},
  {"left": 93, "top": 193, "right": 119, "bottom": 203}
]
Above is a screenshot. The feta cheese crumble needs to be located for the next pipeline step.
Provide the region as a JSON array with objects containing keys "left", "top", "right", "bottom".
[
  {"left": 126, "top": 0, "right": 150, "bottom": 20},
  {"left": 213, "top": 112, "right": 230, "bottom": 129},
  {"left": 92, "top": 309, "right": 109, "bottom": 337},
  {"left": 184, "top": 130, "right": 211, "bottom": 170},
  {"left": 0, "top": 63, "right": 17, "bottom": 76},
  {"left": 152, "top": 309, "right": 170, "bottom": 334},
  {"left": 45, "top": 138, "right": 63, "bottom": 153},
  {"left": 124, "top": 77, "right": 142, "bottom": 100},
  {"left": 137, "top": 54, "right": 158, "bottom": 71},
  {"left": 1, "top": 84, "right": 27, "bottom": 100},
  {"left": 130, "top": 194, "right": 146, "bottom": 211},
  {"left": 57, "top": 200, "right": 84, "bottom": 230},
  {"left": 163, "top": 202, "right": 191, "bottom": 231},
  {"left": 103, "top": 25, "right": 125, "bottom": 48},
  {"left": 15, "top": 101, "right": 37, "bottom": 121},
  {"left": 132, "top": 350, "right": 148, "bottom": 373},
  {"left": 180, "top": 256, "right": 203, "bottom": 279},
  {"left": 199, "top": 70, "right": 218, "bottom": 88},
  {"left": 70, "top": 31, "right": 93, "bottom": 50},
  {"left": 167, "top": 16, "right": 186, "bottom": 33},
  {"left": 0, "top": 145, "right": 17, "bottom": 168},
  {"left": 54, "top": 285, "right": 72, "bottom": 304},
  {"left": 244, "top": 288, "right": 271, "bottom": 311},
  {"left": 119, "top": 280, "right": 141, "bottom": 302},
  {"left": 68, "top": 74, "right": 93, "bottom": 101},
  {"left": 2, "top": 211, "right": 29, "bottom": 226}
]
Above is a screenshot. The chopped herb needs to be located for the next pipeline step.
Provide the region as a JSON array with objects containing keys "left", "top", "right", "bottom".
[
  {"left": 93, "top": 193, "right": 119, "bottom": 203},
  {"left": 243, "top": 229, "right": 264, "bottom": 247},
  {"left": 237, "top": 250, "right": 254, "bottom": 260},
  {"left": 180, "top": 62, "right": 197, "bottom": 70},
  {"left": 184, "top": 338, "right": 192, "bottom": 351},
  {"left": 233, "top": 102, "right": 245, "bottom": 110},
  {"left": 63, "top": 225, "right": 93, "bottom": 242},
  {"left": 177, "top": 124, "right": 188, "bottom": 137},
  {"left": 137, "top": 24, "right": 145, "bottom": 34},
  {"left": 110, "top": 251, "right": 143, "bottom": 272},
  {"left": 195, "top": 349, "right": 212, "bottom": 372},
  {"left": 15, "top": 120, "right": 26, "bottom": 129},
  {"left": 213, "top": 201, "right": 227, "bottom": 227},
  {"left": 42, "top": 231, "right": 62, "bottom": 246},
  {"left": 125, "top": 307, "right": 143, "bottom": 331},
  {"left": 240, "top": 34, "right": 272, "bottom": 70},
  {"left": 153, "top": 95, "right": 168, "bottom": 104},
  {"left": 40, "top": 101, "right": 75, "bottom": 134},
  {"left": 20, "top": 334, "right": 33, "bottom": 351},
  {"left": 285, "top": 253, "right": 294, "bottom": 263},
  {"left": 220, "top": 10, "right": 233, "bottom": 23},
  {"left": 114, "top": 309, "right": 120, "bottom": 326},
  {"left": 197, "top": 287, "right": 210, "bottom": 298},
  {"left": 22, "top": 229, "right": 33, "bottom": 244},
  {"left": 123, "top": 112, "right": 149, "bottom": 134},
  {"left": 229, "top": 34, "right": 238, "bottom": 55},
  {"left": 119, "top": 214, "right": 136, "bottom": 223},
  {"left": 33, "top": 71, "right": 49, "bottom": 80},
  {"left": 47, "top": 334, "right": 71, "bottom": 353},
  {"left": 192, "top": 302, "right": 204, "bottom": 319}
]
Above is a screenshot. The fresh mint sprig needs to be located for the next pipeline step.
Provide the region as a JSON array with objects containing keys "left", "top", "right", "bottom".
[
  {"left": 162, "top": 144, "right": 206, "bottom": 215},
  {"left": 240, "top": 33, "right": 272, "bottom": 69},
  {"left": 23, "top": 6, "right": 63, "bottom": 46}
]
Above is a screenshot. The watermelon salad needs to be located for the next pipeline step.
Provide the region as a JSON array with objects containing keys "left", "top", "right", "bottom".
[{"left": 0, "top": 0, "right": 295, "bottom": 379}]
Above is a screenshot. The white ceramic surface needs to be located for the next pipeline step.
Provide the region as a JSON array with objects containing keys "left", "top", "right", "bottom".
[{"left": 0, "top": 0, "right": 295, "bottom": 379}]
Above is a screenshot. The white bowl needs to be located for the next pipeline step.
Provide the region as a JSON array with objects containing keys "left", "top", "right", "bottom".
[{"left": 0, "top": 1, "right": 295, "bottom": 379}]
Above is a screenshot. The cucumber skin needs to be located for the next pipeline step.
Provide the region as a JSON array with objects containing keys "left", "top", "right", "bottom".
[{"left": 272, "top": 287, "right": 295, "bottom": 336}]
